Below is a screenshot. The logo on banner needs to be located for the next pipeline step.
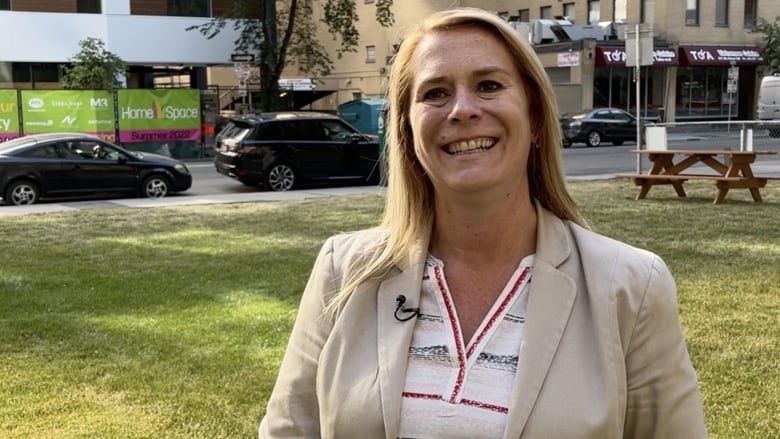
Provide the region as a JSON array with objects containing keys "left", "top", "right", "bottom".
[
  {"left": 61, "top": 115, "right": 78, "bottom": 126},
  {"left": 121, "top": 102, "right": 198, "bottom": 121},
  {"left": 28, "top": 98, "right": 45, "bottom": 110}
]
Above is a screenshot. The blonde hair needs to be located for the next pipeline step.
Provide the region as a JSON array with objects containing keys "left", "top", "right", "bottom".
[{"left": 325, "top": 7, "right": 586, "bottom": 319}]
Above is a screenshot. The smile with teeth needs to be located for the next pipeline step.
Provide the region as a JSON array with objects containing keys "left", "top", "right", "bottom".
[{"left": 445, "top": 137, "right": 497, "bottom": 155}]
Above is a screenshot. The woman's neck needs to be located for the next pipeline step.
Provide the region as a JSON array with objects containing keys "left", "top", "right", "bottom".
[{"left": 429, "top": 187, "right": 537, "bottom": 265}]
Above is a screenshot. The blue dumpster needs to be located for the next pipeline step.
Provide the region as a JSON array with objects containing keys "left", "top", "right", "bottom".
[{"left": 338, "top": 98, "right": 387, "bottom": 135}]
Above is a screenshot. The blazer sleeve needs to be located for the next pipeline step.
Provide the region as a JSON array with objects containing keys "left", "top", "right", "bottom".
[
  {"left": 259, "top": 237, "right": 337, "bottom": 438},
  {"left": 622, "top": 256, "right": 708, "bottom": 438}
]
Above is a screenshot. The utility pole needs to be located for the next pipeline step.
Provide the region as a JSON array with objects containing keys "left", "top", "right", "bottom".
[{"left": 624, "top": 23, "right": 654, "bottom": 173}]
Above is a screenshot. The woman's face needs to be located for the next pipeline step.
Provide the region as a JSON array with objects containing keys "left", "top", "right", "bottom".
[{"left": 408, "top": 26, "right": 533, "bottom": 196}]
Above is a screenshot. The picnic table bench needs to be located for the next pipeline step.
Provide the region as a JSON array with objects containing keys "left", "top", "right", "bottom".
[{"left": 616, "top": 149, "right": 779, "bottom": 204}]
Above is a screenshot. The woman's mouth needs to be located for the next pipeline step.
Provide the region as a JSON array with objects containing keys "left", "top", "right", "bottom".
[{"left": 444, "top": 137, "right": 497, "bottom": 155}]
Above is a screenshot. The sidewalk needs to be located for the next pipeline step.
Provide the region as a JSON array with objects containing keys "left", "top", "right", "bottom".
[{"left": 0, "top": 185, "right": 387, "bottom": 218}]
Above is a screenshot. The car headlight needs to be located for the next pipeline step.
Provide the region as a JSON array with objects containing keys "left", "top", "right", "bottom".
[{"left": 174, "top": 163, "right": 189, "bottom": 174}]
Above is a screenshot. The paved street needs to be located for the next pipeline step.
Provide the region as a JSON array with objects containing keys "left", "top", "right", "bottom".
[{"left": 2, "top": 129, "right": 780, "bottom": 217}]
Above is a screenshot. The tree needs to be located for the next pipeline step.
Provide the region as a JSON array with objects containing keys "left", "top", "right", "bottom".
[
  {"left": 753, "top": 16, "right": 780, "bottom": 74},
  {"left": 191, "top": 0, "right": 394, "bottom": 110},
  {"left": 61, "top": 37, "right": 127, "bottom": 90}
]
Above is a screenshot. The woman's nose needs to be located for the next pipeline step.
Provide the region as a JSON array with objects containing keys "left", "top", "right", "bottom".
[{"left": 447, "top": 89, "right": 481, "bottom": 123}]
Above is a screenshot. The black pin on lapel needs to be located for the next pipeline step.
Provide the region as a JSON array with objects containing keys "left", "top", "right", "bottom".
[{"left": 394, "top": 295, "right": 420, "bottom": 322}]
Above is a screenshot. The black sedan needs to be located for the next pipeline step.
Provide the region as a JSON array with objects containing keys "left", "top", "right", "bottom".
[
  {"left": 0, "top": 133, "right": 192, "bottom": 205},
  {"left": 560, "top": 108, "right": 643, "bottom": 148}
]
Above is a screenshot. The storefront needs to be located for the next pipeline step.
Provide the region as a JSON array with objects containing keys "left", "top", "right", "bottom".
[
  {"left": 676, "top": 46, "right": 763, "bottom": 120},
  {"left": 593, "top": 45, "right": 678, "bottom": 122}
]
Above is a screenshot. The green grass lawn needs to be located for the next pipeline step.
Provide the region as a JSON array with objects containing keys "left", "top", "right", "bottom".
[{"left": 1, "top": 179, "right": 778, "bottom": 438}]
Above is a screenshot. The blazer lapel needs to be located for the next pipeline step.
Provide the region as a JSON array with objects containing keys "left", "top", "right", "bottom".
[
  {"left": 503, "top": 204, "right": 577, "bottom": 439},
  {"left": 376, "top": 238, "right": 429, "bottom": 439}
]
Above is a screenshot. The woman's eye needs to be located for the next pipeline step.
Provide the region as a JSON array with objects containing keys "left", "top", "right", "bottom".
[
  {"left": 478, "top": 80, "right": 503, "bottom": 93},
  {"left": 422, "top": 88, "right": 447, "bottom": 101}
]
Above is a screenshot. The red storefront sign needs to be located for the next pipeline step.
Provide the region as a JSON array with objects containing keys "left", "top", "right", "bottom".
[
  {"left": 595, "top": 46, "right": 678, "bottom": 67},
  {"left": 678, "top": 46, "right": 763, "bottom": 66}
]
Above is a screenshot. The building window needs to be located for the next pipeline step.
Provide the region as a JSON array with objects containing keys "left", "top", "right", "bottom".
[
  {"left": 716, "top": 0, "right": 729, "bottom": 26},
  {"left": 518, "top": 9, "right": 530, "bottom": 22},
  {"left": 0, "top": 0, "right": 9, "bottom": 11},
  {"left": 77, "top": 0, "right": 101, "bottom": 13},
  {"left": 167, "top": 0, "right": 209, "bottom": 17},
  {"left": 614, "top": 0, "right": 627, "bottom": 21},
  {"left": 352, "top": 92, "right": 362, "bottom": 100},
  {"left": 641, "top": 0, "right": 655, "bottom": 23},
  {"left": 366, "top": 45, "right": 376, "bottom": 63},
  {"left": 744, "top": 0, "right": 758, "bottom": 27},
  {"left": 685, "top": 0, "right": 699, "bottom": 25},
  {"left": 563, "top": 3, "right": 575, "bottom": 21},
  {"left": 587, "top": 0, "right": 600, "bottom": 25},
  {"left": 540, "top": 6, "right": 552, "bottom": 19},
  {"left": 32, "top": 63, "right": 62, "bottom": 84}
]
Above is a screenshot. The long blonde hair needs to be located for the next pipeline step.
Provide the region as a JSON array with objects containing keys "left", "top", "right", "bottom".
[{"left": 325, "top": 7, "right": 586, "bottom": 319}]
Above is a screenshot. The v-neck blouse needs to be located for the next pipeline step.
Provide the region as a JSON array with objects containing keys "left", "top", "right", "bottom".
[{"left": 397, "top": 254, "right": 534, "bottom": 439}]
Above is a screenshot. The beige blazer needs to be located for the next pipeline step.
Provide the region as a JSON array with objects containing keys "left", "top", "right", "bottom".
[{"left": 259, "top": 203, "right": 708, "bottom": 438}]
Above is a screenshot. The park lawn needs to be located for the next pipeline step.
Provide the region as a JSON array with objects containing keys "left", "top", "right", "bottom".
[{"left": 0, "top": 179, "right": 778, "bottom": 438}]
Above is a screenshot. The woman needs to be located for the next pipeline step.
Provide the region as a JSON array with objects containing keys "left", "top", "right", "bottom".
[{"left": 259, "top": 7, "right": 707, "bottom": 438}]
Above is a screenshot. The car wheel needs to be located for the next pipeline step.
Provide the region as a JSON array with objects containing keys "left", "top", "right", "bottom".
[
  {"left": 612, "top": 140, "right": 624, "bottom": 146},
  {"left": 265, "top": 163, "right": 296, "bottom": 191},
  {"left": 562, "top": 139, "right": 572, "bottom": 148},
  {"left": 5, "top": 179, "right": 40, "bottom": 205},
  {"left": 141, "top": 174, "right": 170, "bottom": 198},
  {"left": 586, "top": 130, "right": 602, "bottom": 147}
]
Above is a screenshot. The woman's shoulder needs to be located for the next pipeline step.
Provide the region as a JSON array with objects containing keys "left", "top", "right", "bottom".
[
  {"left": 325, "top": 227, "right": 387, "bottom": 251},
  {"left": 320, "top": 227, "right": 388, "bottom": 266},
  {"left": 565, "top": 222, "right": 669, "bottom": 283}
]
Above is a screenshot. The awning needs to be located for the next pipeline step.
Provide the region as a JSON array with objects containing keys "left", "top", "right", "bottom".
[
  {"left": 595, "top": 46, "right": 678, "bottom": 67},
  {"left": 678, "top": 46, "right": 763, "bottom": 66}
]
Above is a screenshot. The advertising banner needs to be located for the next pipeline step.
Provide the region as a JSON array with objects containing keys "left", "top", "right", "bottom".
[
  {"left": 0, "top": 89, "right": 20, "bottom": 142},
  {"left": 20, "top": 90, "right": 116, "bottom": 140},
  {"left": 117, "top": 89, "right": 201, "bottom": 143}
]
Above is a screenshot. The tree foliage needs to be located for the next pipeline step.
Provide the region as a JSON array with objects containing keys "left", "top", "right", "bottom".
[
  {"left": 61, "top": 37, "right": 127, "bottom": 90},
  {"left": 753, "top": 16, "right": 780, "bottom": 73},
  {"left": 190, "top": 0, "right": 394, "bottom": 110}
]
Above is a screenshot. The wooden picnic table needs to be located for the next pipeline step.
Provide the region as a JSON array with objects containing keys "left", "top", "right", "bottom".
[{"left": 617, "top": 149, "right": 779, "bottom": 204}]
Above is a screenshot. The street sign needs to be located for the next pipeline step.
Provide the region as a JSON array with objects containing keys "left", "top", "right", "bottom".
[
  {"left": 231, "top": 53, "right": 255, "bottom": 62},
  {"left": 233, "top": 62, "right": 252, "bottom": 80},
  {"left": 624, "top": 24, "right": 654, "bottom": 66}
]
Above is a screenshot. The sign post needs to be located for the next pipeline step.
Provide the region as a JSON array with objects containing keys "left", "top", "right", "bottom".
[
  {"left": 727, "top": 63, "right": 738, "bottom": 133},
  {"left": 624, "top": 24, "right": 654, "bottom": 173},
  {"left": 233, "top": 61, "right": 252, "bottom": 111}
]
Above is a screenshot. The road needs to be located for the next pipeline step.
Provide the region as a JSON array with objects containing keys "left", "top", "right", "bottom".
[
  {"left": 1, "top": 131, "right": 779, "bottom": 217},
  {"left": 189, "top": 134, "right": 780, "bottom": 195}
]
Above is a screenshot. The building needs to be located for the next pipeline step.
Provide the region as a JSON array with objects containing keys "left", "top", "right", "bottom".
[
  {"left": 305, "top": 0, "right": 776, "bottom": 122},
  {"left": 1, "top": 1, "right": 775, "bottom": 122},
  {"left": 0, "top": 0, "right": 240, "bottom": 90}
]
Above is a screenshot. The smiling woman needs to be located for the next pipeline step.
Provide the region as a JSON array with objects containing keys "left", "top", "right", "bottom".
[{"left": 258, "top": 7, "right": 708, "bottom": 438}]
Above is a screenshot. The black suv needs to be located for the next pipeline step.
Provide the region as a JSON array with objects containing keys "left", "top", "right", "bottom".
[{"left": 213, "top": 112, "right": 380, "bottom": 191}]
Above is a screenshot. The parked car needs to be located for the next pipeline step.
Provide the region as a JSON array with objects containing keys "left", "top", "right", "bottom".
[
  {"left": 0, "top": 133, "right": 192, "bottom": 205},
  {"left": 560, "top": 108, "right": 643, "bottom": 148},
  {"left": 757, "top": 75, "right": 780, "bottom": 137},
  {"left": 213, "top": 112, "right": 380, "bottom": 191}
]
